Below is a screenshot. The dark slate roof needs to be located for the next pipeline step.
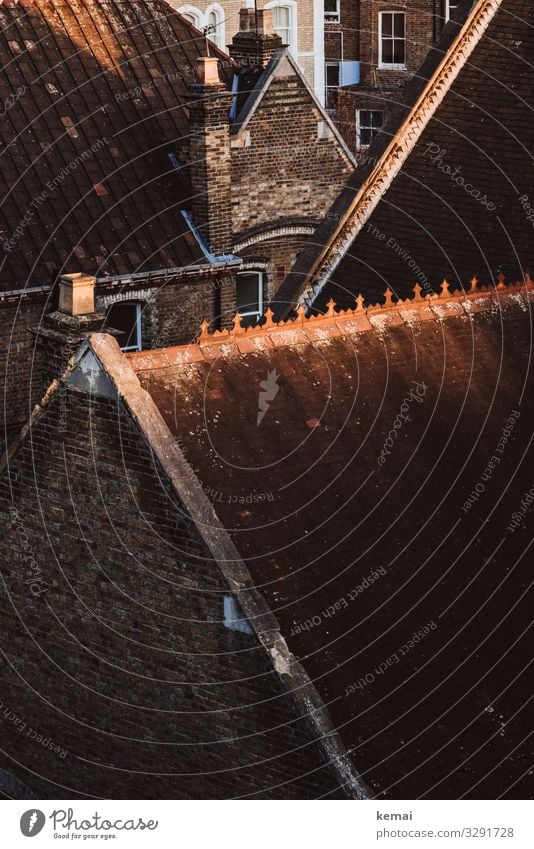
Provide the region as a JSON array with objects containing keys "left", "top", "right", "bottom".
[
  {"left": 275, "top": 0, "right": 534, "bottom": 314},
  {"left": 0, "top": 0, "right": 232, "bottom": 290},
  {"left": 132, "top": 285, "right": 534, "bottom": 798}
]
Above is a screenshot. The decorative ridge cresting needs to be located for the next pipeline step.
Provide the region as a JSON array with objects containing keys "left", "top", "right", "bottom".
[
  {"left": 127, "top": 276, "right": 534, "bottom": 371},
  {"left": 294, "top": 0, "right": 503, "bottom": 309}
]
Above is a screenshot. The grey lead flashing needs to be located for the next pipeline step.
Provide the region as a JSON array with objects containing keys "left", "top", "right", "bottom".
[
  {"left": 181, "top": 210, "right": 241, "bottom": 265},
  {"left": 88, "top": 332, "right": 371, "bottom": 800}
]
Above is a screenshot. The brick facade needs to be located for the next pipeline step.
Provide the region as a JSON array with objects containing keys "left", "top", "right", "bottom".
[
  {"left": 0, "top": 377, "right": 342, "bottom": 798},
  {"left": 230, "top": 70, "right": 353, "bottom": 241},
  {"left": 331, "top": 0, "right": 457, "bottom": 151},
  {"left": 168, "top": 0, "right": 324, "bottom": 99}
]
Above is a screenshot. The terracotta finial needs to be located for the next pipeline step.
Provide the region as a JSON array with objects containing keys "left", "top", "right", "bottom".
[
  {"left": 295, "top": 304, "right": 307, "bottom": 324},
  {"left": 496, "top": 271, "right": 506, "bottom": 289},
  {"left": 414, "top": 283, "right": 425, "bottom": 302},
  {"left": 470, "top": 276, "right": 479, "bottom": 294},
  {"left": 262, "top": 307, "right": 277, "bottom": 330},
  {"left": 355, "top": 293, "right": 365, "bottom": 312},
  {"left": 325, "top": 298, "right": 337, "bottom": 317},
  {"left": 383, "top": 287, "right": 394, "bottom": 309},
  {"left": 199, "top": 318, "right": 211, "bottom": 342}
]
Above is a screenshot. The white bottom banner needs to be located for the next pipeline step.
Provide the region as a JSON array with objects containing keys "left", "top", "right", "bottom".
[{"left": 2, "top": 800, "right": 533, "bottom": 848}]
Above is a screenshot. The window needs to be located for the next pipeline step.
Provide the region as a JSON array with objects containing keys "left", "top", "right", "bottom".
[
  {"left": 177, "top": 5, "right": 203, "bottom": 28},
  {"left": 324, "top": 0, "right": 340, "bottom": 23},
  {"left": 236, "top": 271, "right": 263, "bottom": 322},
  {"left": 205, "top": 5, "right": 225, "bottom": 49},
  {"left": 325, "top": 61, "right": 340, "bottom": 112},
  {"left": 272, "top": 5, "right": 290, "bottom": 46},
  {"left": 266, "top": 1, "right": 296, "bottom": 53},
  {"left": 356, "top": 110, "right": 383, "bottom": 148},
  {"left": 379, "top": 12, "right": 406, "bottom": 68},
  {"left": 445, "top": 0, "right": 459, "bottom": 20},
  {"left": 107, "top": 302, "right": 142, "bottom": 351}
]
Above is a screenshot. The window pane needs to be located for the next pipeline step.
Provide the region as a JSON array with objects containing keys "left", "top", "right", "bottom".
[
  {"left": 107, "top": 302, "right": 141, "bottom": 351},
  {"left": 371, "top": 111, "right": 383, "bottom": 130},
  {"left": 393, "top": 13, "right": 405, "bottom": 37},
  {"left": 381, "top": 13, "right": 392, "bottom": 37},
  {"left": 236, "top": 273, "right": 261, "bottom": 315},
  {"left": 324, "top": 0, "right": 337, "bottom": 12},
  {"left": 273, "top": 6, "right": 289, "bottom": 28},
  {"left": 326, "top": 63, "right": 340, "bottom": 87},
  {"left": 382, "top": 39, "right": 393, "bottom": 64},
  {"left": 393, "top": 38, "right": 405, "bottom": 64}
]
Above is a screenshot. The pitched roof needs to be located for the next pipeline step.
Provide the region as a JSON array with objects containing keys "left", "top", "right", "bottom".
[
  {"left": 0, "top": 0, "right": 232, "bottom": 290},
  {"left": 231, "top": 48, "right": 356, "bottom": 165},
  {"left": 274, "top": 0, "right": 534, "bottom": 314},
  {"left": 123, "top": 280, "right": 534, "bottom": 798}
]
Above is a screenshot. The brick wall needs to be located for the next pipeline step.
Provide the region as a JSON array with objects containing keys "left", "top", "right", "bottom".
[
  {"left": 0, "top": 377, "right": 342, "bottom": 799},
  {"left": 359, "top": 0, "right": 437, "bottom": 89},
  {"left": 230, "top": 72, "right": 353, "bottom": 239}
]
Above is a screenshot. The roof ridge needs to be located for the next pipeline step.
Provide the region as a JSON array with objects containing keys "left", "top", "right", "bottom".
[{"left": 127, "top": 275, "right": 533, "bottom": 371}]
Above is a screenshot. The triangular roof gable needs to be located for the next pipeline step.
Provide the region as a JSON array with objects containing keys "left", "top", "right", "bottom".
[
  {"left": 232, "top": 48, "right": 356, "bottom": 166},
  {"left": 273, "top": 0, "right": 503, "bottom": 314}
]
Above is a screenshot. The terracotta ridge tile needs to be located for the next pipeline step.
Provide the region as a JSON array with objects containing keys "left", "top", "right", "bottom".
[{"left": 127, "top": 276, "right": 534, "bottom": 372}]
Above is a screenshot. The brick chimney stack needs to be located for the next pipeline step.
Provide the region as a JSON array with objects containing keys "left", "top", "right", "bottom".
[
  {"left": 229, "top": 8, "right": 283, "bottom": 68},
  {"left": 187, "top": 56, "right": 233, "bottom": 255},
  {"left": 33, "top": 273, "right": 113, "bottom": 396}
]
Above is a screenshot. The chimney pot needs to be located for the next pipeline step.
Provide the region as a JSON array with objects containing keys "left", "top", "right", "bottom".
[
  {"left": 58, "top": 272, "right": 96, "bottom": 316},
  {"left": 196, "top": 55, "right": 222, "bottom": 86}
]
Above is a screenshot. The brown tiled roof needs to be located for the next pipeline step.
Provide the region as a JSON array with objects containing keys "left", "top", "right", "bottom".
[
  {"left": 275, "top": 0, "right": 534, "bottom": 314},
  {"left": 128, "top": 281, "right": 534, "bottom": 798},
  {"left": 0, "top": 0, "right": 232, "bottom": 289}
]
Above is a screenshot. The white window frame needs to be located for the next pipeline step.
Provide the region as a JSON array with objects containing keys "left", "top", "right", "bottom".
[
  {"left": 355, "top": 109, "right": 384, "bottom": 148},
  {"left": 176, "top": 4, "right": 204, "bottom": 29},
  {"left": 444, "top": 0, "right": 459, "bottom": 21},
  {"left": 378, "top": 11, "right": 406, "bottom": 70},
  {"left": 265, "top": 0, "right": 297, "bottom": 56},
  {"left": 108, "top": 302, "right": 142, "bottom": 352},
  {"left": 324, "top": 60, "right": 340, "bottom": 112},
  {"left": 236, "top": 270, "right": 264, "bottom": 319},
  {"left": 205, "top": 3, "right": 225, "bottom": 50},
  {"left": 324, "top": 0, "right": 340, "bottom": 23}
]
